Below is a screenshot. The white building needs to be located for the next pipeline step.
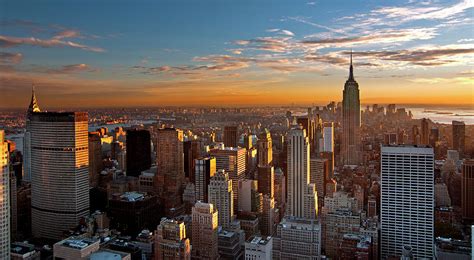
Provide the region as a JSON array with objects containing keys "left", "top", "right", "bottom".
[
  {"left": 208, "top": 169, "right": 234, "bottom": 228},
  {"left": 30, "top": 112, "right": 90, "bottom": 239},
  {"left": 381, "top": 145, "right": 434, "bottom": 259},
  {"left": 0, "top": 130, "right": 10, "bottom": 259},
  {"left": 272, "top": 217, "right": 321, "bottom": 259},
  {"left": 323, "top": 123, "right": 334, "bottom": 152},
  {"left": 245, "top": 236, "right": 272, "bottom": 260},
  {"left": 286, "top": 127, "right": 318, "bottom": 219}
]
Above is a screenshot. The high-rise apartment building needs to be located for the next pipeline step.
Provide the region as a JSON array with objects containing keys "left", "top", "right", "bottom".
[
  {"left": 208, "top": 169, "right": 234, "bottom": 228},
  {"left": 341, "top": 53, "right": 361, "bottom": 165},
  {"left": 0, "top": 130, "right": 10, "bottom": 259},
  {"left": 30, "top": 112, "right": 90, "bottom": 239},
  {"left": 224, "top": 126, "right": 238, "bottom": 148},
  {"left": 381, "top": 145, "right": 434, "bottom": 259},
  {"left": 156, "top": 128, "right": 185, "bottom": 214},
  {"left": 452, "top": 120, "right": 465, "bottom": 156},
  {"left": 286, "top": 127, "right": 318, "bottom": 219},
  {"left": 126, "top": 129, "right": 151, "bottom": 177},
  {"left": 192, "top": 202, "right": 219, "bottom": 260},
  {"left": 462, "top": 159, "right": 474, "bottom": 221},
  {"left": 155, "top": 218, "right": 191, "bottom": 260},
  {"left": 272, "top": 217, "right": 321, "bottom": 259},
  {"left": 195, "top": 157, "right": 216, "bottom": 202}
]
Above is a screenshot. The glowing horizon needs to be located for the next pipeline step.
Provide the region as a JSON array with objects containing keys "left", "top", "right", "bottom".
[{"left": 1, "top": 0, "right": 473, "bottom": 108}]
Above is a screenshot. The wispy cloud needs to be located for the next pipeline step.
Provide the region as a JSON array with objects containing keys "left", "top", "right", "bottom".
[
  {"left": 0, "top": 35, "right": 105, "bottom": 52},
  {"left": 0, "top": 52, "right": 23, "bottom": 64}
]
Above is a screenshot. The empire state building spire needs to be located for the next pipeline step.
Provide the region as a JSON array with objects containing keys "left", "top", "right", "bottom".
[
  {"left": 28, "top": 84, "right": 41, "bottom": 113},
  {"left": 348, "top": 50, "right": 355, "bottom": 81}
]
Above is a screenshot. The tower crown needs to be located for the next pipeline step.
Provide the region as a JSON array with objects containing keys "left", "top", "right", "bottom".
[{"left": 28, "top": 84, "right": 41, "bottom": 113}]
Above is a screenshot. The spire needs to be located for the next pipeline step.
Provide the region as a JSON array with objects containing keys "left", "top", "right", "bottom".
[
  {"left": 348, "top": 49, "right": 355, "bottom": 81},
  {"left": 28, "top": 84, "right": 41, "bottom": 113}
]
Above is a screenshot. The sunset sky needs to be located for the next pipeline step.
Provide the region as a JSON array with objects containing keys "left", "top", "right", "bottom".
[{"left": 0, "top": 0, "right": 473, "bottom": 108}]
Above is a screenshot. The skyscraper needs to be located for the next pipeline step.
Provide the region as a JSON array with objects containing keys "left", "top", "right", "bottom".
[
  {"left": 195, "top": 157, "right": 216, "bottom": 202},
  {"left": 192, "top": 202, "right": 219, "bottom": 260},
  {"left": 310, "top": 157, "right": 328, "bottom": 210},
  {"left": 88, "top": 132, "right": 102, "bottom": 188},
  {"left": 209, "top": 147, "right": 246, "bottom": 212},
  {"left": 452, "top": 120, "right": 465, "bottom": 156},
  {"left": 126, "top": 129, "right": 151, "bottom": 177},
  {"left": 156, "top": 127, "right": 185, "bottom": 215},
  {"left": 0, "top": 130, "right": 10, "bottom": 259},
  {"left": 421, "top": 118, "right": 430, "bottom": 145},
  {"left": 224, "top": 126, "right": 238, "bottom": 148},
  {"left": 208, "top": 169, "right": 234, "bottom": 228},
  {"left": 155, "top": 218, "right": 191, "bottom": 260},
  {"left": 286, "top": 127, "right": 318, "bottom": 219},
  {"left": 184, "top": 139, "right": 201, "bottom": 182},
  {"left": 30, "top": 112, "right": 90, "bottom": 239},
  {"left": 462, "top": 159, "right": 474, "bottom": 221},
  {"left": 23, "top": 86, "right": 41, "bottom": 182},
  {"left": 322, "top": 122, "right": 334, "bottom": 153},
  {"left": 257, "top": 129, "right": 272, "bottom": 166},
  {"left": 381, "top": 145, "right": 434, "bottom": 259},
  {"left": 341, "top": 52, "right": 361, "bottom": 166},
  {"left": 257, "top": 165, "right": 274, "bottom": 198}
]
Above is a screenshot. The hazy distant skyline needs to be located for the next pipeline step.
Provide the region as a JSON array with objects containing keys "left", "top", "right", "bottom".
[{"left": 1, "top": 0, "right": 473, "bottom": 108}]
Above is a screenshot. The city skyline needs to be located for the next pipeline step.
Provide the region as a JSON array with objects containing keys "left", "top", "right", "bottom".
[{"left": 1, "top": 0, "right": 473, "bottom": 108}]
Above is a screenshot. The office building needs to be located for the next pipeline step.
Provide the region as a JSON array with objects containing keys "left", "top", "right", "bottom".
[
  {"left": 341, "top": 53, "right": 361, "bottom": 165},
  {"left": 108, "top": 192, "right": 160, "bottom": 236},
  {"left": 192, "top": 202, "right": 219, "bottom": 260},
  {"left": 257, "top": 129, "right": 272, "bottom": 166},
  {"left": 218, "top": 229, "right": 244, "bottom": 260},
  {"left": 53, "top": 237, "right": 100, "bottom": 260},
  {"left": 462, "top": 159, "right": 474, "bottom": 221},
  {"left": 245, "top": 236, "right": 272, "bottom": 260},
  {"left": 23, "top": 86, "right": 41, "bottom": 183},
  {"left": 286, "top": 127, "right": 318, "bottom": 219},
  {"left": 88, "top": 132, "right": 102, "bottom": 188},
  {"left": 257, "top": 165, "right": 274, "bottom": 198},
  {"left": 381, "top": 145, "right": 434, "bottom": 259},
  {"left": 322, "top": 122, "right": 334, "bottom": 152},
  {"left": 238, "top": 179, "right": 262, "bottom": 213},
  {"left": 209, "top": 147, "right": 246, "bottom": 212},
  {"left": 452, "top": 120, "right": 465, "bottom": 156},
  {"left": 272, "top": 217, "right": 321, "bottom": 259},
  {"left": 261, "top": 195, "right": 275, "bottom": 236},
  {"left": 224, "top": 126, "right": 238, "bottom": 148},
  {"left": 195, "top": 157, "right": 216, "bottom": 202},
  {"left": 30, "top": 112, "right": 89, "bottom": 240},
  {"left": 208, "top": 169, "right": 234, "bottom": 228},
  {"left": 184, "top": 139, "right": 201, "bottom": 182},
  {"left": 154, "top": 218, "right": 191, "bottom": 260},
  {"left": 126, "top": 129, "right": 151, "bottom": 177},
  {"left": 156, "top": 128, "right": 185, "bottom": 215},
  {"left": 421, "top": 118, "right": 430, "bottom": 145},
  {"left": 0, "top": 130, "right": 10, "bottom": 259},
  {"left": 310, "top": 157, "right": 328, "bottom": 209}
]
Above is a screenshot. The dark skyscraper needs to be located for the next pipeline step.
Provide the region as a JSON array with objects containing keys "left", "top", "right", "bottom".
[
  {"left": 462, "top": 159, "right": 474, "bottom": 221},
  {"left": 126, "top": 129, "right": 151, "bottom": 177},
  {"left": 341, "top": 52, "right": 361, "bottom": 165},
  {"left": 452, "top": 120, "right": 465, "bottom": 156},
  {"left": 224, "top": 126, "right": 238, "bottom": 148},
  {"left": 184, "top": 139, "right": 201, "bottom": 182},
  {"left": 421, "top": 118, "right": 429, "bottom": 145}
]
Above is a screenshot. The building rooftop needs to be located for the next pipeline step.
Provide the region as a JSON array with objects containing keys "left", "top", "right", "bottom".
[
  {"left": 118, "top": 192, "right": 145, "bottom": 202},
  {"left": 57, "top": 237, "right": 98, "bottom": 250},
  {"left": 247, "top": 236, "right": 272, "bottom": 245}
]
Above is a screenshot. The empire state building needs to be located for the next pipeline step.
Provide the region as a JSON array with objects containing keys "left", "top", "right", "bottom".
[{"left": 342, "top": 52, "right": 361, "bottom": 165}]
